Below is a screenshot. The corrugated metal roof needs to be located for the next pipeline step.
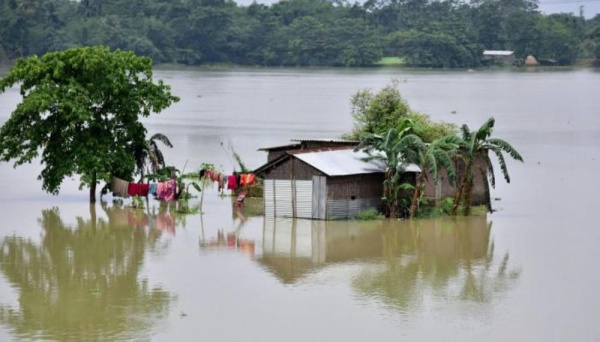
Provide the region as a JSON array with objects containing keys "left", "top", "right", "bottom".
[
  {"left": 483, "top": 50, "right": 514, "bottom": 56},
  {"left": 257, "top": 143, "right": 301, "bottom": 151},
  {"left": 290, "top": 138, "right": 359, "bottom": 144},
  {"left": 293, "top": 149, "right": 420, "bottom": 177}
]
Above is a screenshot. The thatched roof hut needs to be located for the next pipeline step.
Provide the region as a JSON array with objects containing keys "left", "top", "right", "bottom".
[{"left": 525, "top": 55, "right": 538, "bottom": 66}]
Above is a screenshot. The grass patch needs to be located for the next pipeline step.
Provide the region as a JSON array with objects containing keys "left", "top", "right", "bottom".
[
  {"left": 415, "top": 197, "right": 488, "bottom": 219},
  {"left": 375, "top": 56, "right": 405, "bottom": 66}
]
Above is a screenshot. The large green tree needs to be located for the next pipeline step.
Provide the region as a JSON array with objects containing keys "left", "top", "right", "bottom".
[{"left": 0, "top": 46, "right": 179, "bottom": 202}]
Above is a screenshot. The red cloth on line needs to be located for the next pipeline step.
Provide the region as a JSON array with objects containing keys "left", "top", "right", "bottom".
[
  {"left": 128, "top": 183, "right": 150, "bottom": 197},
  {"left": 227, "top": 175, "right": 237, "bottom": 190}
]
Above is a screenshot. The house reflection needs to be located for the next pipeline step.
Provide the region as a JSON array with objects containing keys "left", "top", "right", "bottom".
[{"left": 259, "top": 216, "right": 519, "bottom": 304}]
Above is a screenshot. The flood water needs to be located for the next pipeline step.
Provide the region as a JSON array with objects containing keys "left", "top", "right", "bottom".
[{"left": 0, "top": 67, "right": 599, "bottom": 341}]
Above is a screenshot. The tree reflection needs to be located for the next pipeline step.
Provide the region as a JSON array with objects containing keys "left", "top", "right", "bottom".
[
  {"left": 0, "top": 205, "right": 172, "bottom": 340},
  {"left": 353, "top": 217, "right": 520, "bottom": 310}
]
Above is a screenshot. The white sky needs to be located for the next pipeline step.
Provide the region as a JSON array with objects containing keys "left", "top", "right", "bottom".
[{"left": 233, "top": 0, "right": 600, "bottom": 19}]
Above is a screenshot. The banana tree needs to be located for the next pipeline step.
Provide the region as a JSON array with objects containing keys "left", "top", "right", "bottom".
[
  {"left": 451, "top": 117, "right": 524, "bottom": 216},
  {"left": 408, "top": 135, "right": 461, "bottom": 218},
  {"left": 133, "top": 133, "right": 174, "bottom": 182}
]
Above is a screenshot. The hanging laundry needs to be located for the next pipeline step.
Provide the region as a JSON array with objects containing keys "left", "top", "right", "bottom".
[
  {"left": 163, "top": 179, "right": 177, "bottom": 201},
  {"left": 227, "top": 174, "right": 237, "bottom": 190},
  {"left": 205, "top": 169, "right": 213, "bottom": 181},
  {"left": 111, "top": 176, "right": 130, "bottom": 198},
  {"left": 211, "top": 171, "right": 221, "bottom": 183},
  {"left": 240, "top": 173, "right": 256, "bottom": 187},
  {"left": 218, "top": 174, "right": 227, "bottom": 192},
  {"left": 128, "top": 183, "right": 150, "bottom": 197},
  {"left": 155, "top": 181, "right": 166, "bottom": 200},
  {"left": 155, "top": 180, "right": 176, "bottom": 201},
  {"left": 149, "top": 183, "right": 157, "bottom": 196}
]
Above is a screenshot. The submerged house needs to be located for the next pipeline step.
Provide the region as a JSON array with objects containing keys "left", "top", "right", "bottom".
[
  {"left": 255, "top": 139, "right": 419, "bottom": 220},
  {"left": 256, "top": 139, "right": 488, "bottom": 220}
]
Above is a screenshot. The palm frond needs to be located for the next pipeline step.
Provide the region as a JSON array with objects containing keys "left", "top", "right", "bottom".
[
  {"left": 189, "top": 182, "right": 202, "bottom": 193},
  {"left": 490, "top": 146, "right": 510, "bottom": 183},
  {"left": 460, "top": 124, "right": 471, "bottom": 140},
  {"left": 399, "top": 182, "right": 415, "bottom": 191},
  {"left": 425, "top": 151, "right": 439, "bottom": 181},
  {"left": 486, "top": 138, "right": 524, "bottom": 162},
  {"left": 150, "top": 133, "right": 173, "bottom": 148},
  {"left": 484, "top": 153, "right": 496, "bottom": 188},
  {"left": 434, "top": 149, "right": 457, "bottom": 185},
  {"left": 475, "top": 117, "right": 495, "bottom": 141}
]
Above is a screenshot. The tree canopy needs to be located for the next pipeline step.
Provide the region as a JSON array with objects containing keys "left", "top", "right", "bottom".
[
  {"left": 346, "top": 81, "right": 457, "bottom": 142},
  {"left": 0, "top": 0, "right": 598, "bottom": 68},
  {"left": 0, "top": 46, "right": 179, "bottom": 202}
]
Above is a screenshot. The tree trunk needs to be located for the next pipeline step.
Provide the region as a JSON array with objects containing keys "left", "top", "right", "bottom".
[
  {"left": 451, "top": 159, "right": 472, "bottom": 216},
  {"left": 89, "top": 202, "right": 97, "bottom": 231},
  {"left": 390, "top": 185, "right": 400, "bottom": 219},
  {"left": 480, "top": 167, "right": 492, "bottom": 213},
  {"left": 463, "top": 174, "right": 474, "bottom": 216},
  {"left": 90, "top": 172, "right": 97, "bottom": 203},
  {"left": 409, "top": 174, "right": 423, "bottom": 219}
]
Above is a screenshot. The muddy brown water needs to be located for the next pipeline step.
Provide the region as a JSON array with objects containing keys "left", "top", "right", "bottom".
[{"left": 0, "top": 67, "right": 598, "bottom": 341}]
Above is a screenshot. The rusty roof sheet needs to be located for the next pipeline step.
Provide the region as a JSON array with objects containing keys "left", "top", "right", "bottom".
[{"left": 293, "top": 149, "right": 420, "bottom": 176}]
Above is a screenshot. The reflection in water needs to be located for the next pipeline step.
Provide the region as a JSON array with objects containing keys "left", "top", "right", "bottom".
[
  {"left": 0, "top": 206, "right": 172, "bottom": 341},
  {"left": 199, "top": 204, "right": 256, "bottom": 257},
  {"left": 102, "top": 200, "right": 183, "bottom": 235},
  {"left": 355, "top": 218, "right": 520, "bottom": 311},
  {"left": 260, "top": 217, "right": 519, "bottom": 309}
]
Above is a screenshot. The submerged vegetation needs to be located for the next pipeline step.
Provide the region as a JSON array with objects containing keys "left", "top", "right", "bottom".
[
  {"left": 350, "top": 82, "right": 523, "bottom": 219},
  {"left": 356, "top": 208, "right": 385, "bottom": 220}
]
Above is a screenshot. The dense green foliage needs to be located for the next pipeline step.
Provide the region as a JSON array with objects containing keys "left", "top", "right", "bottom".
[
  {"left": 0, "top": 46, "right": 179, "bottom": 202},
  {"left": 1, "top": 0, "right": 599, "bottom": 68},
  {"left": 350, "top": 84, "right": 522, "bottom": 219},
  {"left": 346, "top": 82, "right": 457, "bottom": 141}
]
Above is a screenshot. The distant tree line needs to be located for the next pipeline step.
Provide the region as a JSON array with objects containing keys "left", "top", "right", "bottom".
[{"left": 1, "top": 0, "right": 600, "bottom": 68}]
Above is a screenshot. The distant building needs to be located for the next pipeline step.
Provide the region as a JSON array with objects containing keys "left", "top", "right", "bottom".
[{"left": 483, "top": 50, "right": 516, "bottom": 64}]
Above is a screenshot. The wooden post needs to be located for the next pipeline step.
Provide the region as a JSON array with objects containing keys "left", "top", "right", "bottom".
[{"left": 199, "top": 176, "right": 207, "bottom": 213}]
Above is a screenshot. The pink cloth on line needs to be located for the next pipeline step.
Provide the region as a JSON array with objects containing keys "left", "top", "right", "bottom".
[
  {"left": 164, "top": 179, "right": 176, "bottom": 201},
  {"left": 155, "top": 181, "right": 167, "bottom": 200}
]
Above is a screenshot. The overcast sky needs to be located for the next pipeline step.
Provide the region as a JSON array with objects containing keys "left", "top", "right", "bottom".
[{"left": 232, "top": 0, "right": 600, "bottom": 19}]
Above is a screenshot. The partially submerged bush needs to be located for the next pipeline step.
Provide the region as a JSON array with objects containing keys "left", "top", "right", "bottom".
[{"left": 356, "top": 208, "right": 384, "bottom": 220}]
